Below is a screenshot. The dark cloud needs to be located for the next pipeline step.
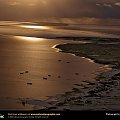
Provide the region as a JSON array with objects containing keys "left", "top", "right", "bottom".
[{"left": 0, "top": 0, "right": 120, "bottom": 20}]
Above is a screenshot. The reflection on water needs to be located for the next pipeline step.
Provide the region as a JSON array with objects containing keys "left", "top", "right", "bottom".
[
  {"left": 0, "top": 21, "right": 120, "bottom": 38},
  {"left": 14, "top": 36, "right": 46, "bottom": 42},
  {"left": 19, "top": 25, "right": 49, "bottom": 30}
]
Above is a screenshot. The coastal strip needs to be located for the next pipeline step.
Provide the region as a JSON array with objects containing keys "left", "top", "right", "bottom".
[{"left": 21, "top": 37, "right": 120, "bottom": 110}]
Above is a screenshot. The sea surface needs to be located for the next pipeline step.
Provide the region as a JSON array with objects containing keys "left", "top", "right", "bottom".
[{"left": 0, "top": 21, "right": 119, "bottom": 110}]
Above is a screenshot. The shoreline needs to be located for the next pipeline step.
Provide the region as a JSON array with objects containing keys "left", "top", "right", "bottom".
[
  {"left": 22, "top": 65, "right": 120, "bottom": 111},
  {"left": 43, "top": 38, "right": 120, "bottom": 110},
  {"left": 21, "top": 37, "right": 120, "bottom": 111}
]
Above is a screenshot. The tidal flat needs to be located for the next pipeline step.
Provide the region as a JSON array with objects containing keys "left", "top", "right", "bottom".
[
  {"left": 0, "top": 21, "right": 120, "bottom": 110},
  {"left": 32, "top": 37, "right": 120, "bottom": 111}
]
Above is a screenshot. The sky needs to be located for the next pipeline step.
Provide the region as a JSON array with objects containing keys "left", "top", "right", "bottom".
[{"left": 0, "top": 0, "right": 120, "bottom": 20}]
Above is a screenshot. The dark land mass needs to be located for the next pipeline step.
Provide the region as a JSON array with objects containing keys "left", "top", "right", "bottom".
[
  {"left": 55, "top": 36, "right": 120, "bottom": 43},
  {"left": 55, "top": 38, "right": 120, "bottom": 67}
]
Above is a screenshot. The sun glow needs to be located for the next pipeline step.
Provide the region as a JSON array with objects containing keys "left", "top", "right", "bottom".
[
  {"left": 20, "top": 25, "right": 49, "bottom": 30},
  {"left": 14, "top": 36, "right": 45, "bottom": 42}
]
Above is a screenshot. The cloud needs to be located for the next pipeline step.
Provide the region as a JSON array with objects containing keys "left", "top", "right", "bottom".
[
  {"left": 0, "top": 0, "right": 120, "bottom": 20},
  {"left": 115, "top": 2, "right": 120, "bottom": 7},
  {"left": 96, "top": 3, "right": 113, "bottom": 8},
  {"left": 103, "top": 3, "right": 113, "bottom": 8}
]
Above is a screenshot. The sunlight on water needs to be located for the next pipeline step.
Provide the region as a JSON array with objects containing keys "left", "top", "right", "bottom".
[
  {"left": 19, "top": 25, "right": 49, "bottom": 30},
  {"left": 14, "top": 36, "right": 46, "bottom": 42}
]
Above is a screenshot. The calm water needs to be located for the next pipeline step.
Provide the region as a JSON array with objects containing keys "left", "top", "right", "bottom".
[{"left": 0, "top": 21, "right": 117, "bottom": 110}]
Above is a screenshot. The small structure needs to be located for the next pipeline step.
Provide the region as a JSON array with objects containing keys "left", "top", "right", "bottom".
[
  {"left": 58, "top": 76, "right": 61, "bottom": 78},
  {"left": 27, "top": 82, "right": 32, "bottom": 85},
  {"left": 25, "top": 71, "right": 29, "bottom": 73},
  {"left": 48, "top": 75, "right": 51, "bottom": 77},
  {"left": 20, "top": 73, "right": 24, "bottom": 74},
  {"left": 22, "top": 101, "right": 26, "bottom": 106},
  {"left": 75, "top": 73, "right": 79, "bottom": 75},
  {"left": 58, "top": 60, "right": 62, "bottom": 62},
  {"left": 43, "top": 77, "right": 47, "bottom": 80}
]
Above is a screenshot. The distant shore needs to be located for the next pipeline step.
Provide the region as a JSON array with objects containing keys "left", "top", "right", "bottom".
[{"left": 55, "top": 36, "right": 120, "bottom": 66}]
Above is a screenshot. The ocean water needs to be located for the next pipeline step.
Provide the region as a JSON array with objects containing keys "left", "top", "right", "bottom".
[{"left": 0, "top": 21, "right": 119, "bottom": 110}]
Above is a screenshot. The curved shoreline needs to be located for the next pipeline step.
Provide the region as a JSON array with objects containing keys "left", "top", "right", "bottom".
[
  {"left": 20, "top": 38, "right": 120, "bottom": 111},
  {"left": 46, "top": 41, "right": 120, "bottom": 110},
  {"left": 52, "top": 43, "right": 106, "bottom": 66}
]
